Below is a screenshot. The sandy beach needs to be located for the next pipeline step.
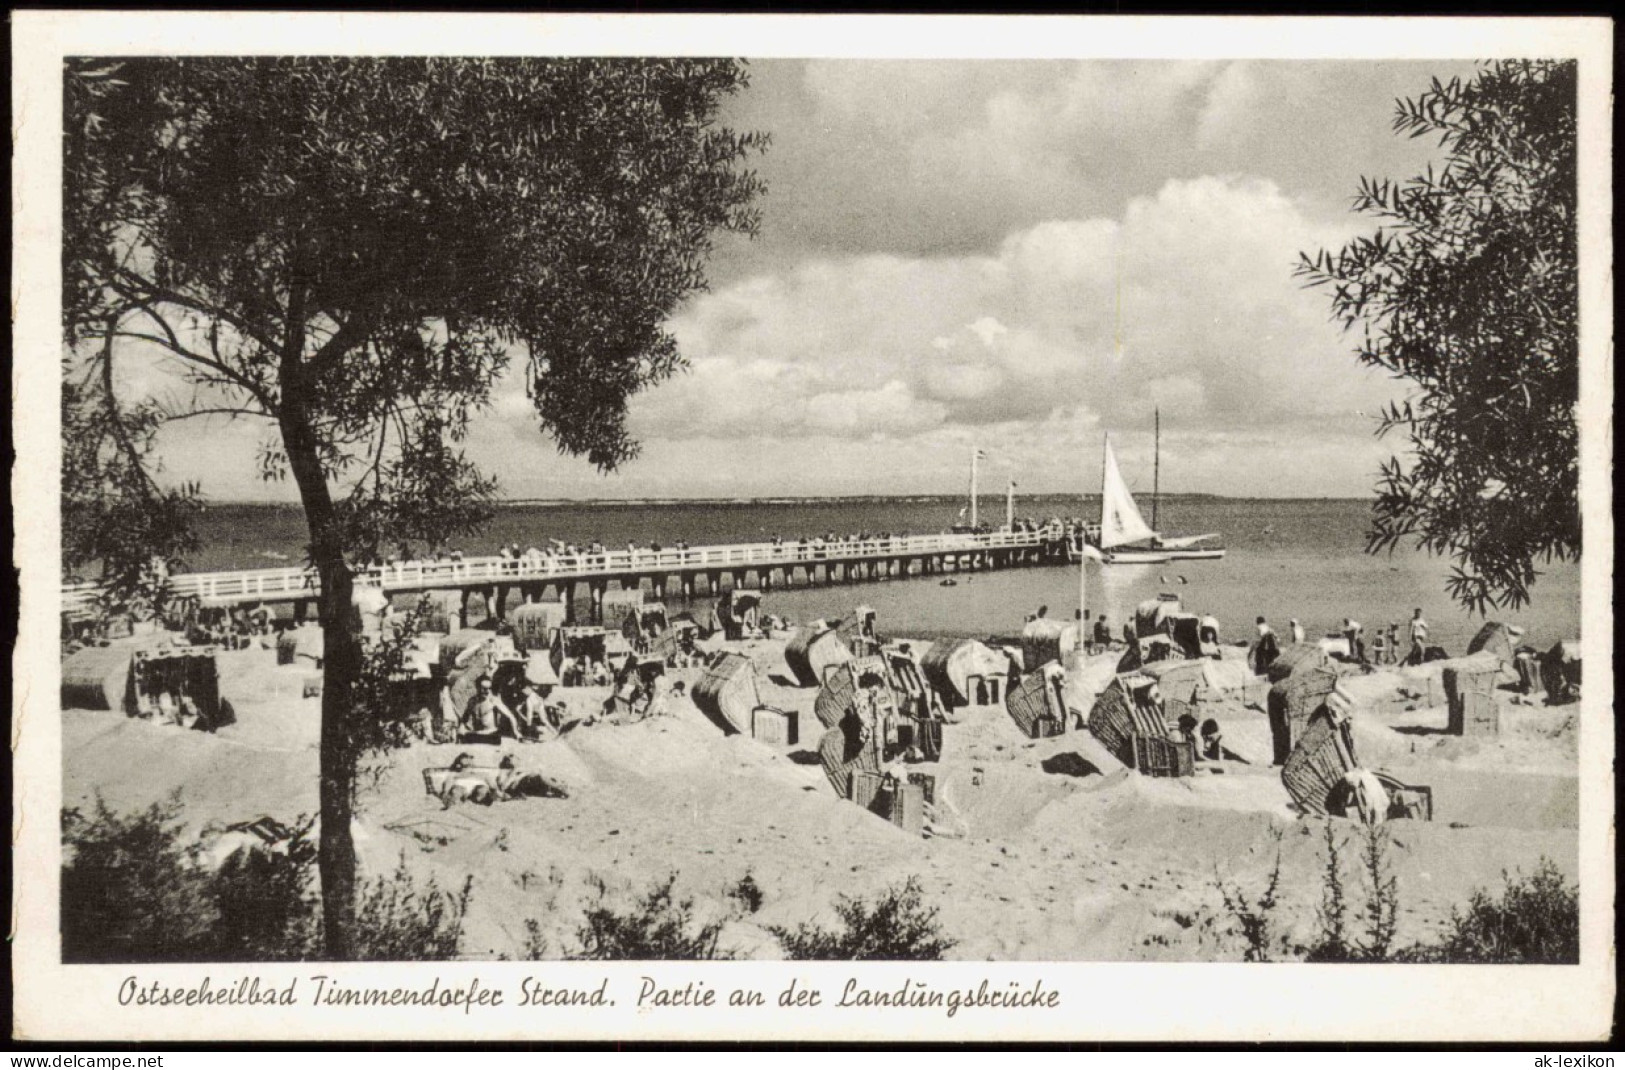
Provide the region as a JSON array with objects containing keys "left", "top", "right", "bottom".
[{"left": 61, "top": 628, "right": 1578, "bottom": 962}]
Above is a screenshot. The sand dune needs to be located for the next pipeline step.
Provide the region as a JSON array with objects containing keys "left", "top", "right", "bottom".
[{"left": 61, "top": 636, "right": 1577, "bottom": 961}]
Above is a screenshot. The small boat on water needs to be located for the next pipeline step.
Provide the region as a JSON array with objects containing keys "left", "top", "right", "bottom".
[
  {"left": 1066, "top": 436, "right": 1178, "bottom": 565},
  {"left": 1154, "top": 533, "right": 1225, "bottom": 561},
  {"left": 1066, "top": 415, "right": 1225, "bottom": 565},
  {"left": 1066, "top": 533, "right": 1171, "bottom": 566}
]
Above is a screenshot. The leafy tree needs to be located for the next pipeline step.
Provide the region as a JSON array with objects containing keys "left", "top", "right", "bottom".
[
  {"left": 63, "top": 56, "right": 766, "bottom": 957},
  {"left": 61, "top": 369, "right": 202, "bottom": 620},
  {"left": 1297, "top": 60, "right": 1577, "bottom": 612}
]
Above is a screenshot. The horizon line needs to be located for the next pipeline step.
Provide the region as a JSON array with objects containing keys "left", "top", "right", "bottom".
[{"left": 199, "top": 491, "right": 1371, "bottom": 506}]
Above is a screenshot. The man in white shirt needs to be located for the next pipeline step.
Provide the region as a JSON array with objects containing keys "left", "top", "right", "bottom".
[{"left": 1407, "top": 609, "right": 1429, "bottom": 665}]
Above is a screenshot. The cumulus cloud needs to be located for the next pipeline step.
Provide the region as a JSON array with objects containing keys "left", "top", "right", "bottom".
[
  {"left": 626, "top": 175, "right": 1386, "bottom": 450},
  {"left": 144, "top": 59, "right": 1476, "bottom": 501}
]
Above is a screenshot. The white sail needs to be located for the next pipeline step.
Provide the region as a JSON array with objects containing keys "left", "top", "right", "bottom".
[{"left": 1099, "top": 438, "right": 1158, "bottom": 549}]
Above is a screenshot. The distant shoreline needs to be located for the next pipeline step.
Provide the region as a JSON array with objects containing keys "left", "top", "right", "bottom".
[{"left": 201, "top": 492, "right": 1368, "bottom": 508}]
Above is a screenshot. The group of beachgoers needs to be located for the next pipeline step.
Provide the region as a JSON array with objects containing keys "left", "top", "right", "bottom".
[
  {"left": 1249, "top": 608, "right": 1442, "bottom": 675},
  {"left": 440, "top": 661, "right": 688, "bottom": 749},
  {"left": 1023, "top": 601, "right": 1496, "bottom": 682}
]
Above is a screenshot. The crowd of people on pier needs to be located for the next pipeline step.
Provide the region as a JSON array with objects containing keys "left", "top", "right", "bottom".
[{"left": 354, "top": 525, "right": 1035, "bottom": 578}]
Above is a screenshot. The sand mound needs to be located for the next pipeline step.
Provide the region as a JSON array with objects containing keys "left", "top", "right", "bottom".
[{"left": 60, "top": 628, "right": 1580, "bottom": 962}]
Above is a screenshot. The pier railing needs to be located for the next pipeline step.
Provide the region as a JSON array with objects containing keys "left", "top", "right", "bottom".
[{"left": 61, "top": 527, "right": 1057, "bottom": 615}]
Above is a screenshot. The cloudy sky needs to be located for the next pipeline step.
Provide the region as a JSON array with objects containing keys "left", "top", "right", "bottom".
[{"left": 150, "top": 58, "right": 1476, "bottom": 501}]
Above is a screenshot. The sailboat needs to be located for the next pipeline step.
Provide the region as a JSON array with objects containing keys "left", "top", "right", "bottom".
[
  {"left": 1096, "top": 436, "right": 1174, "bottom": 564},
  {"left": 1068, "top": 436, "right": 1172, "bottom": 565}
]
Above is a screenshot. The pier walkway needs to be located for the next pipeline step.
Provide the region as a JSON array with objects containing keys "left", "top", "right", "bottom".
[{"left": 63, "top": 528, "right": 1066, "bottom": 621}]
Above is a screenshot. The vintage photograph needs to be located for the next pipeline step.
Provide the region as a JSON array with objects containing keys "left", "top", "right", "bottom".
[{"left": 14, "top": 12, "right": 1613, "bottom": 1043}]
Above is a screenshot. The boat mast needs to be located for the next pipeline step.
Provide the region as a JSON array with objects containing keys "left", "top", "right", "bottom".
[
  {"left": 1152, "top": 407, "right": 1160, "bottom": 531},
  {"left": 970, "top": 446, "right": 979, "bottom": 529}
]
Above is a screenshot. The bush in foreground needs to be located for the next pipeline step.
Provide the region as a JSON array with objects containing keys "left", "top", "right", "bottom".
[
  {"left": 771, "top": 876, "right": 955, "bottom": 961},
  {"left": 1215, "top": 819, "right": 1578, "bottom": 965},
  {"left": 1411, "top": 860, "right": 1579, "bottom": 964},
  {"left": 567, "top": 874, "right": 732, "bottom": 961},
  {"left": 61, "top": 796, "right": 216, "bottom": 962},
  {"left": 62, "top": 797, "right": 470, "bottom": 961}
]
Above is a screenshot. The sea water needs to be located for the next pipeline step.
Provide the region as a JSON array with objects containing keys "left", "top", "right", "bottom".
[{"left": 178, "top": 496, "right": 1581, "bottom": 654}]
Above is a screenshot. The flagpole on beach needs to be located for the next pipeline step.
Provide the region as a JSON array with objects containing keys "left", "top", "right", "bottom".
[{"left": 970, "top": 446, "right": 982, "bottom": 529}]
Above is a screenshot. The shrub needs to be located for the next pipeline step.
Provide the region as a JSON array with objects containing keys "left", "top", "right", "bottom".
[
  {"left": 521, "top": 919, "right": 550, "bottom": 961},
  {"left": 1413, "top": 859, "right": 1578, "bottom": 964},
  {"left": 61, "top": 795, "right": 216, "bottom": 963},
  {"left": 771, "top": 876, "right": 954, "bottom": 961},
  {"left": 351, "top": 855, "right": 474, "bottom": 961},
  {"left": 568, "top": 874, "right": 732, "bottom": 960},
  {"left": 1214, "top": 830, "right": 1285, "bottom": 964},
  {"left": 63, "top": 797, "right": 470, "bottom": 961},
  {"left": 728, "top": 872, "right": 765, "bottom": 915},
  {"left": 209, "top": 820, "right": 321, "bottom": 961},
  {"left": 1306, "top": 822, "right": 1401, "bottom": 962}
]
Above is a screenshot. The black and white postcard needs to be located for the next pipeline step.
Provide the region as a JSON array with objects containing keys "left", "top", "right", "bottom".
[{"left": 11, "top": 12, "right": 1615, "bottom": 1043}]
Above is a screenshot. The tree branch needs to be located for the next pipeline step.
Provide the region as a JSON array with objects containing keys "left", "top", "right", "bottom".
[
  {"left": 162, "top": 406, "right": 275, "bottom": 424},
  {"left": 110, "top": 270, "right": 283, "bottom": 356},
  {"left": 97, "top": 321, "right": 161, "bottom": 497},
  {"left": 306, "top": 312, "right": 374, "bottom": 372},
  {"left": 111, "top": 322, "right": 278, "bottom": 417}
]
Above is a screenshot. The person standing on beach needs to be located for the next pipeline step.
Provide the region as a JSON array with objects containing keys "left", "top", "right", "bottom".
[
  {"left": 1252, "top": 617, "right": 1280, "bottom": 675},
  {"left": 1372, "top": 627, "right": 1389, "bottom": 666},
  {"left": 1343, "top": 618, "right": 1364, "bottom": 664},
  {"left": 1289, "top": 618, "right": 1305, "bottom": 645},
  {"left": 1407, "top": 609, "right": 1429, "bottom": 666}
]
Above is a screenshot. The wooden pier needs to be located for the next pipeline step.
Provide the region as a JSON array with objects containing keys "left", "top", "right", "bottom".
[{"left": 63, "top": 528, "right": 1067, "bottom": 624}]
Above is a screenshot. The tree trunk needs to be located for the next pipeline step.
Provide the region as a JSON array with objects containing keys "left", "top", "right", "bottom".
[
  {"left": 280, "top": 387, "right": 362, "bottom": 961},
  {"left": 314, "top": 556, "right": 361, "bottom": 960}
]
